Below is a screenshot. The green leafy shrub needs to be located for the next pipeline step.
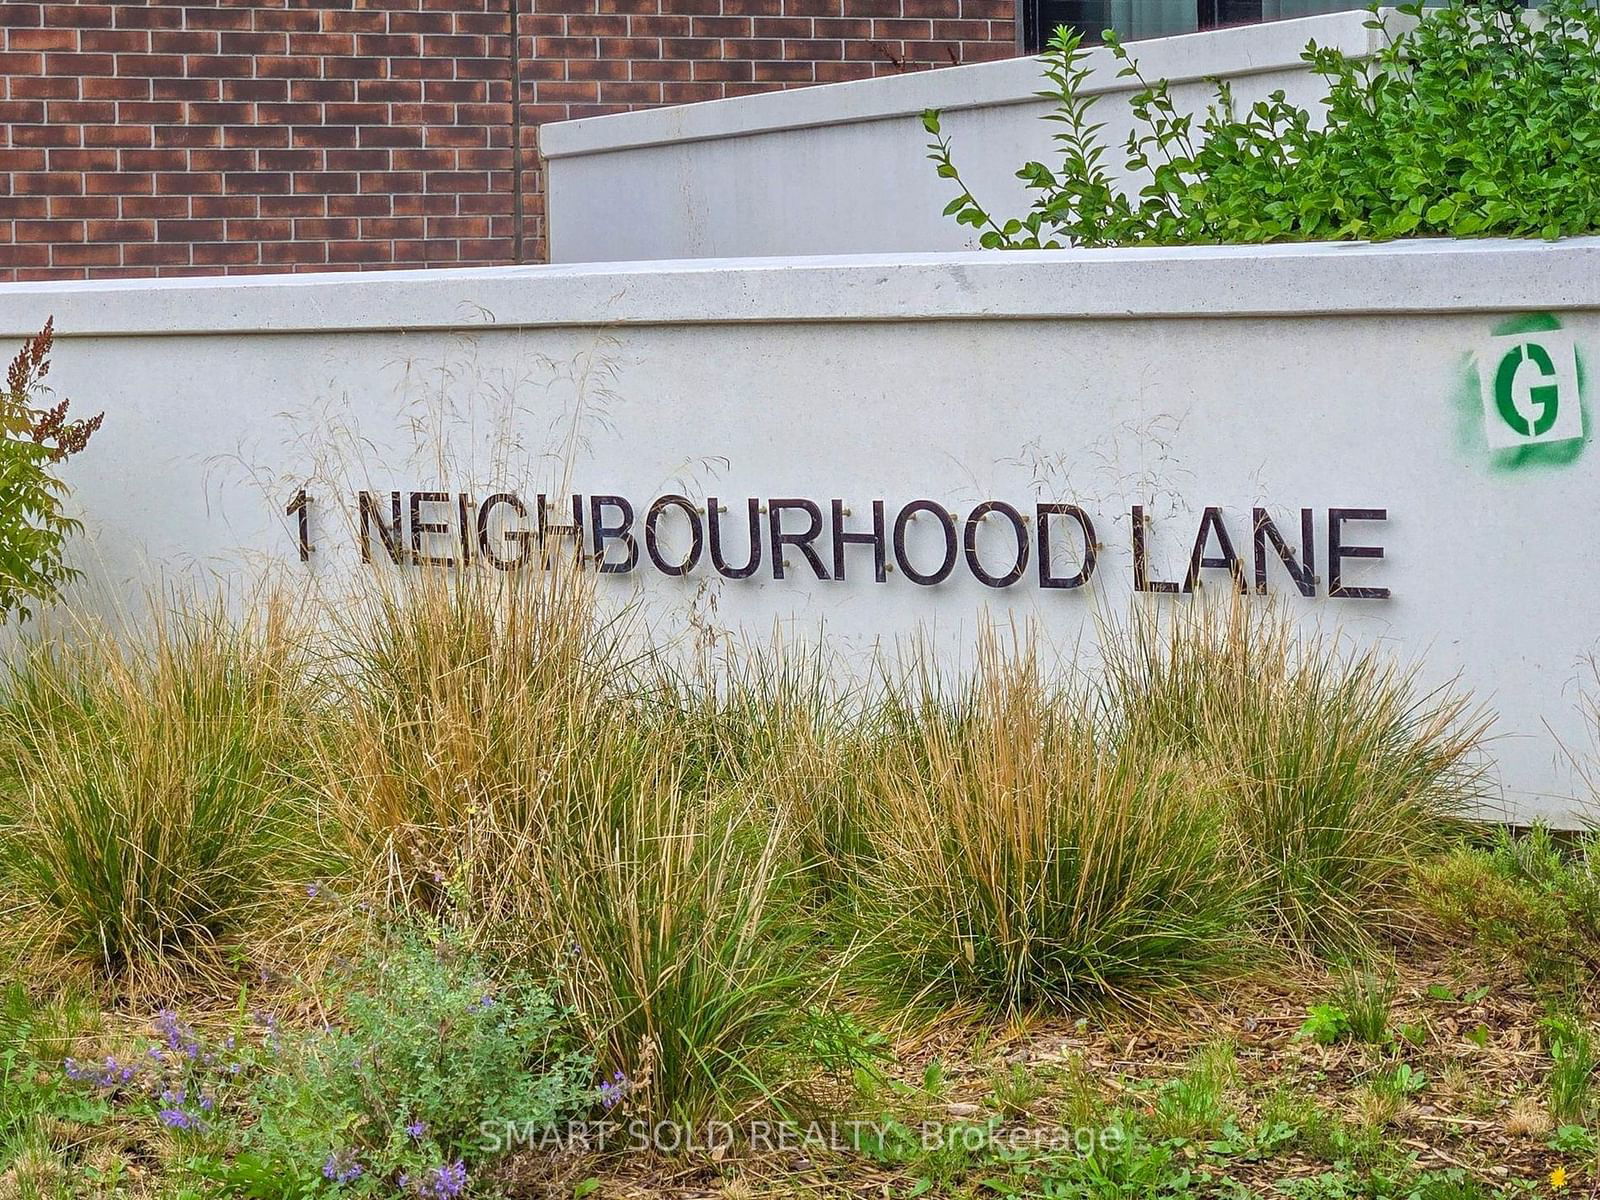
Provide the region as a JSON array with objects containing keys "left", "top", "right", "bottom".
[
  {"left": 1419, "top": 826, "right": 1600, "bottom": 983},
  {"left": 928, "top": 0, "right": 1600, "bottom": 248},
  {"left": 0, "top": 597, "right": 323, "bottom": 978},
  {"left": 847, "top": 633, "right": 1250, "bottom": 1013},
  {"left": 52, "top": 939, "right": 591, "bottom": 1199},
  {"left": 0, "top": 320, "right": 102, "bottom": 623},
  {"left": 218, "top": 937, "right": 591, "bottom": 1198}
]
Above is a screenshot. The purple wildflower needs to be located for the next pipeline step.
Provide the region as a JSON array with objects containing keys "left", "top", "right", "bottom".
[
  {"left": 322, "top": 1150, "right": 363, "bottom": 1186},
  {"left": 66, "top": 1055, "right": 135, "bottom": 1091},
  {"left": 158, "top": 1108, "right": 199, "bottom": 1130},
  {"left": 406, "top": 1119, "right": 428, "bottom": 1140},
  {"left": 306, "top": 883, "right": 320, "bottom": 899},
  {"left": 597, "top": 1069, "right": 628, "bottom": 1111},
  {"left": 415, "top": 1160, "right": 468, "bottom": 1200}
]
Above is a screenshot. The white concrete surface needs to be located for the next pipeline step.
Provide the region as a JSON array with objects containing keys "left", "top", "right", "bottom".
[
  {"left": 1, "top": 240, "right": 1598, "bottom": 825},
  {"left": 542, "top": 11, "right": 1388, "bottom": 262}
]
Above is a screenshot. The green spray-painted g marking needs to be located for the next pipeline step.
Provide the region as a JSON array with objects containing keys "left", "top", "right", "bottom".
[{"left": 1494, "top": 340, "right": 1561, "bottom": 437}]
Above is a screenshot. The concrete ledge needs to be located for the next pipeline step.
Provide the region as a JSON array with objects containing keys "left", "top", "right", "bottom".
[
  {"left": 3, "top": 237, "right": 1600, "bottom": 338},
  {"left": 539, "top": 10, "right": 1383, "bottom": 159}
]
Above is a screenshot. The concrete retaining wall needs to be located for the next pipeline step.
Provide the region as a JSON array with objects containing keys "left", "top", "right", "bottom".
[
  {"left": 541, "top": 11, "right": 1386, "bottom": 261},
  {"left": 1, "top": 237, "right": 1596, "bottom": 823}
]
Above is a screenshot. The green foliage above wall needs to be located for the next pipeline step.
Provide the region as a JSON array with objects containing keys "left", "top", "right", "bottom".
[
  {"left": 0, "top": 320, "right": 102, "bottom": 623},
  {"left": 928, "top": 0, "right": 1600, "bottom": 248}
]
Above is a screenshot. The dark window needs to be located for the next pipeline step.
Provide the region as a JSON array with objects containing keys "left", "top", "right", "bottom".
[
  {"left": 1023, "top": 0, "right": 1266, "bottom": 50},
  {"left": 1199, "top": 0, "right": 1265, "bottom": 25},
  {"left": 1022, "top": 0, "right": 1116, "bottom": 52}
]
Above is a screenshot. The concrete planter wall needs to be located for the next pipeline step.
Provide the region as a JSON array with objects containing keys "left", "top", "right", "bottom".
[
  {"left": 1, "top": 238, "right": 1597, "bottom": 823},
  {"left": 541, "top": 11, "right": 1387, "bottom": 262}
]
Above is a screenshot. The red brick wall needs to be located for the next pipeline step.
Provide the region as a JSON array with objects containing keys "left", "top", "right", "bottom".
[{"left": 0, "top": 1, "right": 1015, "bottom": 282}]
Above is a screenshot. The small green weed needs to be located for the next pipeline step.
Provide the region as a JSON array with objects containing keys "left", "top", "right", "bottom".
[
  {"left": 1543, "top": 1015, "right": 1597, "bottom": 1125},
  {"left": 1151, "top": 1040, "right": 1237, "bottom": 1143}
]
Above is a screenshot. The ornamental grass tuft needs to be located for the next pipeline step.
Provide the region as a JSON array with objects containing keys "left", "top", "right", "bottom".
[
  {"left": 1104, "top": 600, "right": 1486, "bottom": 957},
  {"left": 322, "top": 565, "right": 817, "bottom": 1123},
  {"left": 0, "top": 595, "right": 321, "bottom": 982},
  {"left": 846, "top": 631, "right": 1250, "bottom": 1014}
]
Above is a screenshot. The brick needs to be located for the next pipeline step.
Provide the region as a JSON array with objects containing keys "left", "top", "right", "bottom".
[
  {"left": 14, "top": 171, "right": 84, "bottom": 195},
  {"left": 0, "top": 99, "right": 46, "bottom": 122},
  {"left": 0, "top": 6, "right": 45, "bottom": 29},
  {"left": 597, "top": 80, "right": 663, "bottom": 103},
  {"left": 328, "top": 192, "right": 392, "bottom": 216},
  {"left": 628, "top": 58, "right": 692, "bottom": 81},
  {"left": 44, "top": 3, "right": 110, "bottom": 25},
  {"left": 16, "top": 218, "right": 83, "bottom": 242},
  {"left": 120, "top": 195, "right": 188, "bottom": 218},
  {"left": 692, "top": 59, "right": 753, "bottom": 81},
  {"left": 156, "top": 172, "right": 222, "bottom": 195},
  {"left": 815, "top": 17, "right": 875, "bottom": 36},
  {"left": 287, "top": 32, "right": 356, "bottom": 55},
  {"left": 218, "top": 31, "right": 289, "bottom": 54},
  {"left": 117, "top": 100, "right": 185, "bottom": 123},
  {"left": 0, "top": 244, "right": 51, "bottom": 269},
  {"left": 224, "top": 218, "right": 292, "bottom": 240},
  {"left": 191, "top": 194, "right": 258, "bottom": 218},
  {"left": 814, "top": 59, "right": 875, "bottom": 80},
  {"left": 193, "top": 241, "right": 262, "bottom": 265},
  {"left": 9, "top": 73, "right": 77, "bottom": 99},
  {"left": 110, "top": 53, "right": 184, "bottom": 76},
  {"left": 51, "top": 241, "right": 120, "bottom": 265},
  {"left": 84, "top": 171, "right": 154, "bottom": 195},
  {"left": 751, "top": 16, "right": 815, "bottom": 36},
  {"left": 751, "top": 59, "right": 813, "bottom": 80},
  {"left": 225, "top": 125, "right": 291, "bottom": 148},
  {"left": 111, "top": 4, "right": 179, "bottom": 29},
  {"left": 259, "top": 194, "right": 325, "bottom": 217},
  {"left": 565, "top": 14, "right": 630, "bottom": 36},
  {"left": 183, "top": 54, "right": 255, "bottom": 78},
  {"left": 45, "top": 194, "right": 117, "bottom": 219},
  {"left": 83, "top": 76, "right": 148, "bottom": 99},
  {"left": 85, "top": 218, "right": 154, "bottom": 241},
  {"left": 783, "top": 37, "right": 847, "bottom": 57},
  {"left": 154, "top": 126, "right": 222, "bottom": 149},
  {"left": 151, "top": 77, "right": 220, "bottom": 101},
  {"left": 15, "top": 124, "right": 83, "bottom": 146},
  {"left": 185, "top": 8, "right": 255, "bottom": 32},
  {"left": 663, "top": 80, "right": 729, "bottom": 100},
  {"left": 0, "top": 196, "right": 49, "bottom": 219},
  {"left": 155, "top": 218, "right": 225, "bottom": 241},
  {"left": 122, "top": 242, "right": 191, "bottom": 266},
  {"left": 217, "top": 82, "right": 284, "bottom": 105},
  {"left": 45, "top": 99, "right": 115, "bottom": 122},
  {"left": 692, "top": 15, "right": 755, "bottom": 35},
  {"left": 257, "top": 149, "right": 321, "bottom": 171},
  {"left": 121, "top": 148, "right": 187, "bottom": 171},
  {"left": 226, "top": 172, "right": 294, "bottom": 195},
  {"left": 149, "top": 30, "right": 218, "bottom": 54},
  {"left": 291, "top": 78, "right": 357, "bottom": 102},
  {"left": 10, "top": 26, "right": 76, "bottom": 50},
  {"left": 260, "top": 239, "right": 328, "bottom": 264},
  {"left": 0, "top": 50, "right": 44, "bottom": 74},
  {"left": 292, "top": 216, "right": 360, "bottom": 239}
]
